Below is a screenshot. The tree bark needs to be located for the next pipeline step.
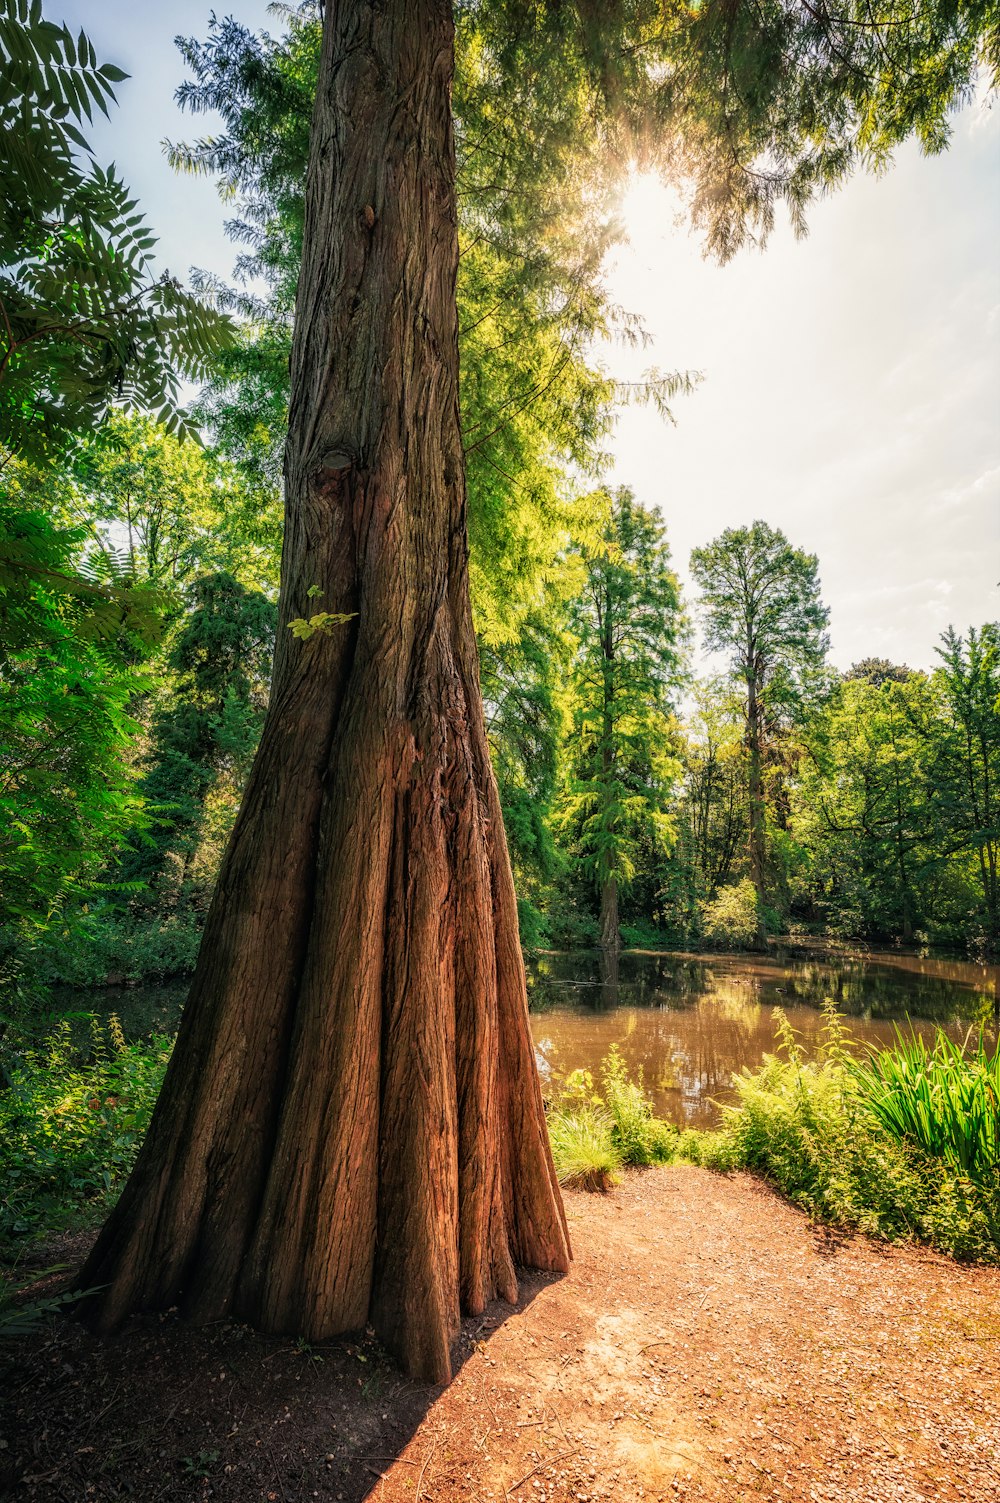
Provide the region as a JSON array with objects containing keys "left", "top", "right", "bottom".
[
  {"left": 599, "top": 582, "right": 620, "bottom": 956},
  {"left": 599, "top": 873, "right": 619, "bottom": 954},
  {"left": 79, "top": 0, "right": 569, "bottom": 1385},
  {"left": 745, "top": 666, "right": 768, "bottom": 950}
]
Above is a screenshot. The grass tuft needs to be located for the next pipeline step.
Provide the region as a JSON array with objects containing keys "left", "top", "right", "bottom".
[{"left": 547, "top": 1106, "right": 621, "bottom": 1191}]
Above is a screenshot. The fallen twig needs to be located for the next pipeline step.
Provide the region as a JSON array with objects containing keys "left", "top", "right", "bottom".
[
  {"left": 414, "top": 1436, "right": 440, "bottom": 1502},
  {"left": 506, "top": 1446, "right": 578, "bottom": 1494}
]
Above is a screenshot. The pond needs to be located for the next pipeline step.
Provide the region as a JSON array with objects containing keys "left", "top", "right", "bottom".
[
  {"left": 53, "top": 944, "right": 997, "bottom": 1132},
  {"left": 528, "top": 946, "right": 998, "bottom": 1129}
]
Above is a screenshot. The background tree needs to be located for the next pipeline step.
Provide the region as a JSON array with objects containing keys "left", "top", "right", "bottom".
[
  {"left": 120, "top": 573, "right": 276, "bottom": 909},
  {"left": 792, "top": 669, "right": 934, "bottom": 941},
  {"left": 691, "top": 521, "right": 829, "bottom": 943},
  {"left": 55, "top": 412, "right": 280, "bottom": 597},
  {"left": 481, "top": 601, "right": 570, "bottom": 947},
  {"left": 679, "top": 680, "right": 749, "bottom": 907},
  {"left": 788, "top": 628, "right": 999, "bottom": 950},
  {"left": 0, "top": 472, "right": 154, "bottom": 1001},
  {"left": 924, "top": 626, "right": 1000, "bottom": 946},
  {"left": 846, "top": 658, "right": 914, "bottom": 689},
  {"left": 557, "top": 489, "right": 685, "bottom": 954}
]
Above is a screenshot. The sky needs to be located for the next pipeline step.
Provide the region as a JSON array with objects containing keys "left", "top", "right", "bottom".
[{"left": 55, "top": 1, "right": 1000, "bottom": 672}]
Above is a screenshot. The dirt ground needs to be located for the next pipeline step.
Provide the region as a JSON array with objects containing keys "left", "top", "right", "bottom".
[{"left": 2, "top": 1166, "right": 997, "bottom": 1502}]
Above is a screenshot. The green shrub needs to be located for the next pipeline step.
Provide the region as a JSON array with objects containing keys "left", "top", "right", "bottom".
[
  {"left": 543, "top": 903, "right": 600, "bottom": 950},
  {"left": 38, "top": 910, "right": 202, "bottom": 986},
  {"left": 601, "top": 1045, "right": 676, "bottom": 1165},
  {"left": 516, "top": 897, "right": 550, "bottom": 953},
  {"left": 546, "top": 1050, "right": 678, "bottom": 1187},
  {"left": 0, "top": 1015, "right": 171, "bottom": 1245},
  {"left": 619, "top": 921, "right": 674, "bottom": 950},
  {"left": 717, "top": 1008, "right": 998, "bottom": 1260},
  {"left": 700, "top": 879, "right": 760, "bottom": 949},
  {"left": 677, "top": 1128, "right": 739, "bottom": 1172},
  {"left": 547, "top": 1106, "right": 621, "bottom": 1191}
]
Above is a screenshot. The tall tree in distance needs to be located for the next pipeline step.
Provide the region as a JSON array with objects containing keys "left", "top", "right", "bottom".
[
  {"left": 928, "top": 625, "right": 1000, "bottom": 946},
  {"left": 558, "top": 489, "right": 685, "bottom": 956},
  {"left": 81, "top": 0, "right": 999, "bottom": 1382},
  {"left": 691, "top": 522, "right": 828, "bottom": 944},
  {"left": 681, "top": 679, "right": 748, "bottom": 902},
  {"left": 793, "top": 668, "right": 932, "bottom": 941}
]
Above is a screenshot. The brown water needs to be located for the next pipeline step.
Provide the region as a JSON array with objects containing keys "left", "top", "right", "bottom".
[
  {"left": 58, "top": 943, "right": 997, "bottom": 1134},
  {"left": 528, "top": 946, "right": 998, "bottom": 1129}
]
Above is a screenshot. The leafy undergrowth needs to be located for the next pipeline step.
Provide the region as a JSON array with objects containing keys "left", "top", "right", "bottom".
[
  {"left": 0, "top": 1015, "right": 171, "bottom": 1251},
  {"left": 547, "top": 1047, "right": 703, "bottom": 1191},
  {"left": 547, "top": 1013, "right": 999, "bottom": 1263},
  {"left": 848, "top": 1026, "right": 999, "bottom": 1188},
  {"left": 1, "top": 1008, "right": 995, "bottom": 1278}
]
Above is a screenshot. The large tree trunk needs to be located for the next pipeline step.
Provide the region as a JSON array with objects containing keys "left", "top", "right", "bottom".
[{"left": 79, "top": 0, "right": 569, "bottom": 1385}]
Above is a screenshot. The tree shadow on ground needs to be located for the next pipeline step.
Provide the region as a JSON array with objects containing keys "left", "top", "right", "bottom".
[{"left": 0, "top": 1231, "right": 563, "bottom": 1503}]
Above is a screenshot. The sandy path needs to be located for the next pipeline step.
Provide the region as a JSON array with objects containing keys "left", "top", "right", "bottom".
[
  {"left": 373, "top": 1167, "right": 999, "bottom": 1502},
  {"left": 3, "top": 1166, "right": 997, "bottom": 1502}
]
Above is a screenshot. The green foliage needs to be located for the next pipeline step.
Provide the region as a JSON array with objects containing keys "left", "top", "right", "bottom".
[
  {"left": 556, "top": 489, "right": 686, "bottom": 933},
  {"left": 691, "top": 521, "right": 830, "bottom": 685},
  {"left": 36, "top": 909, "right": 201, "bottom": 987},
  {"left": 546, "top": 1023, "right": 999, "bottom": 1259},
  {"left": 791, "top": 625, "right": 1000, "bottom": 949},
  {"left": 674, "top": 1127, "right": 739, "bottom": 1173},
  {"left": 484, "top": 605, "right": 570, "bottom": 895},
  {"left": 690, "top": 520, "right": 829, "bottom": 931},
  {"left": 700, "top": 879, "right": 761, "bottom": 951},
  {"left": 60, "top": 411, "right": 281, "bottom": 598},
  {"left": 0, "top": 1, "right": 231, "bottom": 463},
  {"left": 547, "top": 1106, "right": 621, "bottom": 1192},
  {"left": 927, "top": 625, "right": 1000, "bottom": 945},
  {"left": 792, "top": 670, "right": 934, "bottom": 939},
  {"left": 549, "top": 1049, "right": 677, "bottom": 1188},
  {"left": 600, "top": 1044, "right": 676, "bottom": 1166},
  {"left": 0, "top": 485, "right": 154, "bottom": 996},
  {"left": 849, "top": 1030, "right": 1000, "bottom": 1191},
  {"left": 516, "top": 896, "right": 550, "bottom": 954},
  {"left": 0, "top": 1015, "right": 171, "bottom": 1245},
  {"left": 0, "top": 1277, "right": 98, "bottom": 1339},
  {"left": 678, "top": 680, "right": 748, "bottom": 895},
  {"left": 618, "top": 919, "right": 675, "bottom": 950},
  {"left": 287, "top": 610, "right": 356, "bottom": 642},
  {"left": 716, "top": 1010, "right": 998, "bottom": 1261},
  {"left": 643, "top": 0, "right": 999, "bottom": 260},
  {"left": 120, "top": 572, "right": 276, "bottom": 905}
]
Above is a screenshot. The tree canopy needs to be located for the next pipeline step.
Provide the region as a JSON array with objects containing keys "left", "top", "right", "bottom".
[{"left": 0, "top": 0, "right": 231, "bottom": 464}]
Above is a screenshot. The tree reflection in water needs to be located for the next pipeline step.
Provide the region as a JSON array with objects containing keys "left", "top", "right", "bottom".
[{"left": 528, "top": 947, "right": 997, "bottom": 1129}]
